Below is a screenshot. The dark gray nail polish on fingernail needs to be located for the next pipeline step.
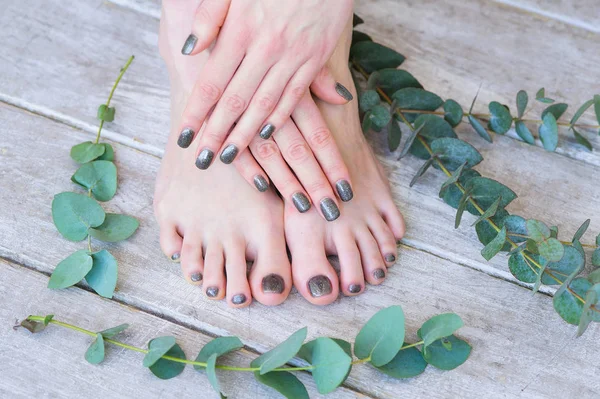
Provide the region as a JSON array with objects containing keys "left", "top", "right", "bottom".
[
  {"left": 232, "top": 294, "right": 247, "bottom": 305},
  {"left": 220, "top": 144, "right": 238, "bottom": 164},
  {"left": 177, "top": 128, "right": 194, "bottom": 148},
  {"left": 254, "top": 175, "right": 269, "bottom": 192},
  {"left": 170, "top": 253, "right": 181, "bottom": 261},
  {"left": 259, "top": 123, "right": 275, "bottom": 139},
  {"left": 292, "top": 192, "right": 311, "bottom": 213},
  {"left": 335, "top": 180, "right": 354, "bottom": 202},
  {"left": 190, "top": 272, "right": 202, "bottom": 282},
  {"left": 385, "top": 254, "right": 396, "bottom": 263},
  {"left": 308, "top": 275, "right": 332, "bottom": 297},
  {"left": 181, "top": 34, "right": 198, "bottom": 55},
  {"left": 262, "top": 274, "right": 284, "bottom": 294},
  {"left": 373, "top": 268, "right": 386, "bottom": 280},
  {"left": 320, "top": 198, "right": 340, "bottom": 222},
  {"left": 335, "top": 82, "right": 354, "bottom": 101},
  {"left": 196, "top": 148, "right": 214, "bottom": 170},
  {"left": 348, "top": 284, "right": 362, "bottom": 294},
  {"left": 206, "top": 287, "right": 219, "bottom": 298}
]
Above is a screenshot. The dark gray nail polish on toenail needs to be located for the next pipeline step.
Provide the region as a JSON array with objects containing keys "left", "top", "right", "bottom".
[
  {"left": 335, "top": 82, "right": 354, "bottom": 101},
  {"left": 254, "top": 175, "right": 269, "bottom": 192},
  {"left": 308, "top": 275, "right": 332, "bottom": 297},
  {"left": 206, "top": 287, "right": 219, "bottom": 298},
  {"left": 190, "top": 272, "right": 202, "bottom": 282},
  {"left": 259, "top": 123, "right": 275, "bottom": 139},
  {"left": 320, "top": 198, "right": 340, "bottom": 222},
  {"left": 262, "top": 274, "right": 284, "bottom": 294},
  {"left": 348, "top": 284, "right": 362, "bottom": 294},
  {"left": 171, "top": 253, "right": 180, "bottom": 261},
  {"left": 335, "top": 180, "right": 354, "bottom": 202},
  {"left": 220, "top": 144, "right": 238, "bottom": 164},
  {"left": 181, "top": 34, "right": 198, "bottom": 55},
  {"left": 385, "top": 254, "right": 396, "bottom": 263},
  {"left": 196, "top": 148, "right": 214, "bottom": 170},
  {"left": 373, "top": 268, "right": 386, "bottom": 280},
  {"left": 232, "top": 294, "right": 247, "bottom": 305},
  {"left": 177, "top": 128, "right": 194, "bottom": 148},
  {"left": 292, "top": 192, "right": 311, "bottom": 213}
]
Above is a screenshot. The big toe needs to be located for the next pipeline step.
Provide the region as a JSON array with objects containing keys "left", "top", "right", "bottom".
[{"left": 249, "top": 240, "right": 292, "bottom": 306}]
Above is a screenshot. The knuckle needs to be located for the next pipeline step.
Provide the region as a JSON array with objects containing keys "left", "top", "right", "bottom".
[
  {"left": 197, "top": 82, "right": 221, "bottom": 102},
  {"left": 223, "top": 94, "right": 246, "bottom": 113},
  {"left": 286, "top": 141, "right": 311, "bottom": 162},
  {"left": 255, "top": 141, "right": 279, "bottom": 161},
  {"left": 196, "top": 6, "right": 213, "bottom": 23},
  {"left": 203, "top": 130, "right": 224, "bottom": 144},
  {"left": 289, "top": 85, "right": 306, "bottom": 102},
  {"left": 308, "top": 127, "right": 333, "bottom": 149},
  {"left": 255, "top": 94, "right": 275, "bottom": 111},
  {"left": 304, "top": 180, "right": 329, "bottom": 194}
]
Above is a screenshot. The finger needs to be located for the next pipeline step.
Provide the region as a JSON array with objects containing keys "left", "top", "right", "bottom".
[
  {"left": 310, "top": 65, "right": 353, "bottom": 105},
  {"left": 232, "top": 149, "right": 270, "bottom": 193},
  {"left": 273, "top": 120, "right": 340, "bottom": 222},
  {"left": 182, "top": 0, "right": 231, "bottom": 55}
]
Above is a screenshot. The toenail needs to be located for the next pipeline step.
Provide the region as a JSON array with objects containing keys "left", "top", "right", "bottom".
[
  {"left": 348, "top": 284, "right": 362, "bottom": 294},
  {"left": 335, "top": 82, "right": 354, "bottom": 101},
  {"left": 232, "top": 294, "right": 247, "bottom": 305},
  {"left": 170, "top": 252, "right": 181, "bottom": 262},
  {"left": 308, "top": 275, "right": 332, "bottom": 298},
  {"left": 177, "top": 128, "right": 194, "bottom": 148},
  {"left": 373, "top": 268, "right": 386, "bottom": 280},
  {"left": 262, "top": 274, "right": 284, "bottom": 294},
  {"left": 335, "top": 180, "right": 354, "bottom": 202},
  {"left": 385, "top": 254, "right": 396, "bottom": 263},
  {"left": 220, "top": 144, "right": 239, "bottom": 164},
  {"left": 292, "top": 192, "right": 311, "bottom": 213},
  {"left": 320, "top": 198, "right": 340, "bottom": 222},
  {"left": 206, "top": 287, "right": 219, "bottom": 298},
  {"left": 181, "top": 34, "right": 198, "bottom": 55},
  {"left": 259, "top": 123, "right": 275, "bottom": 140},
  {"left": 196, "top": 148, "right": 214, "bottom": 170},
  {"left": 253, "top": 175, "right": 269, "bottom": 192},
  {"left": 190, "top": 272, "right": 202, "bottom": 282}
]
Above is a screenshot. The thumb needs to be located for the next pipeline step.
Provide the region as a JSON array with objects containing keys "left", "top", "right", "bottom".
[
  {"left": 182, "top": 0, "right": 231, "bottom": 55},
  {"left": 310, "top": 65, "right": 355, "bottom": 105}
]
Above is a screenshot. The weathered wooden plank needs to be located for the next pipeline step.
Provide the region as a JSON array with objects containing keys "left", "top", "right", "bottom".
[
  {"left": 1, "top": 104, "right": 599, "bottom": 398},
  {"left": 0, "top": 259, "right": 360, "bottom": 399}
]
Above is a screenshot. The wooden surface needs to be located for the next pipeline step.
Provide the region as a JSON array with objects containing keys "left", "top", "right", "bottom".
[{"left": 1, "top": 0, "right": 599, "bottom": 398}]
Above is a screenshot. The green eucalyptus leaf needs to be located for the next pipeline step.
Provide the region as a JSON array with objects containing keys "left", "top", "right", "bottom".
[
  {"left": 418, "top": 334, "right": 471, "bottom": 370},
  {"left": 537, "top": 238, "right": 564, "bottom": 262},
  {"left": 454, "top": 187, "right": 472, "bottom": 229},
  {"left": 541, "top": 103, "right": 568, "bottom": 120},
  {"left": 507, "top": 242, "right": 526, "bottom": 256},
  {"left": 526, "top": 220, "right": 551, "bottom": 242},
  {"left": 464, "top": 177, "right": 517, "bottom": 213},
  {"left": 148, "top": 343, "right": 186, "bottom": 380},
  {"left": 443, "top": 99, "right": 464, "bottom": 127},
  {"left": 251, "top": 327, "right": 307, "bottom": 375},
  {"left": 254, "top": 371, "right": 309, "bottom": 399},
  {"left": 542, "top": 245, "right": 583, "bottom": 285},
  {"left": 359, "top": 90, "right": 380, "bottom": 112},
  {"left": 471, "top": 196, "right": 502, "bottom": 227},
  {"left": 85, "top": 333, "right": 105, "bottom": 365},
  {"left": 481, "top": 226, "right": 507, "bottom": 261},
  {"left": 43, "top": 315, "right": 54, "bottom": 325},
  {"left": 577, "top": 284, "right": 600, "bottom": 336},
  {"left": 350, "top": 41, "right": 405, "bottom": 73},
  {"left": 409, "top": 115, "right": 457, "bottom": 159},
  {"left": 420, "top": 313, "right": 464, "bottom": 348},
  {"left": 468, "top": 115, "right": 493, "bottom": 143},
  {"left": 399, "top": 122, "right": 425, "bottom": 159},
  {"left": 573, "top": 219, "right": 591, "bottom": 243},
  {"left": 570, "top": 99, "right": 594, "bottom": 125},
  {"left": 375, "top": 344, "right": 427, "bottom": 379},
  {"left": 515, "top": 121, "right": 535, "bottom": 144},
  {"left": 85, "top": 249, "right": 118, "bottom": 298},
  {"left": 597, "top": 233, "right": 600, "bottom": 246},
  {"left": 143, "top": 336, "right": 177, "bottom": 368},
  {"left": 361, "top": 111, "right": 372, "bottom": 133},
  {"left": 594, "top": 95, "right": 600, "bottom": 125},
  {"left": 410, "top": 157, "right": 434, "bottom": 187},
  {"left": 100, "top": 323, "right": 129, "bottom": 339},
  {"left": 351, "top": 30, "right": 372, "bottom": 47},
  {"left": 368, "top": 105, "right": 392, "bottom": 131},
  {"left": 550, "top": 226, "right": 559, "bottom": 239},
  {"left": 372, "top": 69, "right": 422, "bottom": 97},
  {"left": 474, "top": 209, "right": 511, "bottom": 251},
  {"left": 526, "top": 239, "right": 540, "bottom": 254},
  {"left": 439, "top": 169, "right": 480, "bottom": 209},
  {"left": 354, "top": 305, "right": 405, "bottom": 366},
  {"left": 572, "top": 128, "right": 593, "bottom": 151},
  {"left": 535, "top": 88, "right": 554, "bottom": 104},
  {"left": 309, "top": 338, "right": 352, "bottom": 394},
  {"left": 52, "top": 192, "right": 105, "bottom": 241},
  {"left": 97, "top": 104, "right": 116, "bottom": 122},
  {"left": 430, "top": 137, "right": 483, "bottom": 171},
  {"left": 392, "top": 88, "right": 443, "bottom": 123},
  {"left": 592, "top": 248, "right": 600, "bottom": 268},
  {"left": 71, "top": 160, "right": 117, "bottom": 202},
  {"left": 508, "top": 252, "right": 539, "bottom": 283},
  {"left": 440, "top": 161, "right": 467, "bottom": 192},
  {"left": 70, "top": 141, "right": 106, "bottom": 164},
  {"left": 589, "top": 269, "right": 600, "bottom": 284},
  {"left": 97, "top": 143, "right": 115, "bottom": 161},
  {"left": 194, "top": 336, "right": 243, "bottom": 371},
  {"left": 504, "top": 215, "right": 528, "bottom": 243},
  {"left": 488, "top": 101, "right": 512, "bottom": 134},
  {"left": 88, "top": 213, "right": 139, "bottom": 242},
  {"left": 516, "top": 90, "right": 528, "bottom": 119},
  {"left": 298, "top": 338, "right": 352, "bottom": 364},
  {"left": 206, "top": 353, "right": 225, "bottom": 398},
  {"left": 48, "top": 250, "right": 93, "bottom": 290},
  {"left": 388, "top": 119, "right": 402, "bottom": 152},
  {"left": 532, "top": 259, "right": 547, "bottom": 294},
  {"left": 553, "top": 278, "right": 592, "bottom": 325},
  {"left": 539, "top": 113, "right": 559, "bottom": 151}
]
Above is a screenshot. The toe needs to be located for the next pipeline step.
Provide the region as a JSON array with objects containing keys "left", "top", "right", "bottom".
[
  {"left": 334, "top": 232, "right": 365, "bottom": 296},
  {"left": 180, "top": 233, "right": 204, "bottom": 285},
  {"left": 355, "top": 228, "right": 387, "bottom": 285},
  {"left": 224, "top": 238, "right": 252, "bottom": 308},
  {"left": 379, "top": 200, "right": 406, "bottom": 241},
  {"left": 202, "top": 243, "right": 226, "bottom": 300},
  {"left": 248, "top": 241, "right": 291, "bottom": 306},
  {"left": 368, "top": 216, "right": 399, "bottom": 267},
  {"left": 159, "top": 223, "right": 183, "bottom": 262}
]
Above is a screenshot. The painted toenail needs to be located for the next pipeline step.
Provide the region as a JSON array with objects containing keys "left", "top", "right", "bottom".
[
  {"left": 320, "top": 198, "right": 340, "bottom": 222},
  {"left": 335, "top": 82, "right": 354, "bottom": 101},
  {"left": 259, "top": 123, "right": 275, "bottom": 139},
  {"left": 170, "top": 252, "right": 181, "bottom": 262},
  {"left": 196, "top": 148, "right": 214, "bottom": 170},
  {"left": 308, "top": 275, "right": 332, "bottom": 297},
  {"left": 181, "top": 34, "right": 198, "bottom": 55},
  {"left": 232, "top": 294, "right": 247, "bottom": 305},
  {"left": 262, "top": 274, "right": 284, "bottom": 294},
  {"left": 385, "top": 254, "right": 396, "bottom": 263},
  {"left": 348, "top": 284, "right": 362, "bottom": 294},
  {"left": 335, "top": 180, "right": 354, "bottom": 202},
  {"left": 177, "top": 128, "right": 194, "bottom": 148},
  {"left": 253, "top": 175, "right": 269, "bottom": 192},
  {"left": 292, "top": 192, "right": 311, "bottom": 213},
  {"left": 373, "top": 268, "right": 386, "bottom": 280},
  {"left": 220, "top": 144, "right": 239, "bottom": 164},
  {"left": 206, "top": 287, "right": 219, "bottom": 298},
  {"left": 190, "top": 272, "right": 202, "bottom": 282}
]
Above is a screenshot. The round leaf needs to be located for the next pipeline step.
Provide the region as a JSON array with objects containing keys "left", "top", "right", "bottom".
[
  {"left": 392, "top": 88, "right": 443, "bottom": 123},
  {"left": 420, "top": 335, "right": 471, "bottom": 370},
  {"left": 254, "top": 371, "right": 309, "bottom": 399},
  {"left": 475, "top": 209, "right": 512, "bottom": 251},
  {"left": 410, "top": 115, "right": 457, "bottom": 159},
  {"left": 541, "top": 103, "right": 568, "bottom": 120},
  {"left": 48, "top": 250, "right": 93, "bottom": 290},
  {"left": 515, "top": 121, "right": 535, "bottom": 144},
  {"left": 481, "top": 226, "right": 507, "bottom": 261},
  {"left": 351, "top": 30, "right": 372, "bottom": 46},
  {"left": 439, "top": 169, "right": 481, "bottom": 209},
  {"left": 88, "top": 213, "right": 139, "bottom": 242},
  {"left": 526, "top": 219, "right": 551, "bottom": 242},
  {"left": 553, "top": 278, "right": 592, "bottom": 325},
  {"left": 86, "top": 249, "right": 118, "bottom": 298},
  {"left": 375, "top": 344, "right": 427, "bottom": 379},
  {"left": 368, "top": 105, "right": 391, "bottom": 131},
  {"left": 310, "top": 338, "right": 352, "bottom": 394},
  {"left": 488, "top": 101, "right": 512, "bottom": 134},
  {"left": 354, "top": 305, "right": 405, "bottom": 366},
  {"left": 464, "top": 177, "right": 517, "bottom": 214},
  {"left": 430, "top": 137, "right": 483, "bottom": 171},
  {"left": 149, "top": 343, "right": 186, "bottom": 380},
  {"left": 372, "top": 69, "right": 422, "bottom": 97},
  {"left": 537, "top": 238, "right": 564, "bottom": 262},
  {"left": 70, "top": 141, "right": 106, "bottom": 164},
  {"left": 100, "top": 323, "right": 129, "bottom": 339},
  {"left": 541, "top": 245, "right": 582, "bottom": 285},
  {"left": 97, "top": 143, "right": 114, "bottom": 161},
  {"left": 195, "top": 336, "right": 243, "bottom": 371},
  {"left": 419, "top": 313, "right": 464, "bottom": 348},
  {"left": 71, "top": 160, "right": 117, "bottom": 202},
  {"left": 359, "top": 90, "right": 380, "bottom": 112},
  {"left": 251, "top": 327, "right": 307, "bottom": 375},
  {"left": 143, "top": 336, "right": 177, "bottom": 368},
  {"left": 206, "top": 353, "right": 223, "bottom": 396},
  {"left": 52, "top": 192, "right": 105, "bottom": 241},
  {"left": 85, "top": 333, "right": 105, "bottom": 365},
  {"left": 539, "top": 113, "right": 559, "bottom": 151},
  {"left": 443, "top": 99, "right": 463, "bottom": 127},
  {"left": 350, "top": 41, "right": 405, "bottom": 73},
  {"left": 508, "top": 252, "right": 538, "bottom": 283}
]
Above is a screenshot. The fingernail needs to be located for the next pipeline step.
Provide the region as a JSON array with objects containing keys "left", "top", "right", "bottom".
[
  {"left": 181, "top": 34, "right": 198, "bottom": 55},
  {"left": 262, "top": 274, "right": 284, "bottom": 294},
  {"left": 220, "top": 144, "right": 238, "bottom": 164},
  {"left": 292, "top": 192, "right": 311, "bottom": 213},
  {"left": 170, "top": 252, "right": 181, "bottom": 262},
  {"left": 308, "top": 275, "right": 332, "bottom": 297},
  {"left": 373, "top": 268, "right": 386, "bottom": 280},
  {"left": 206, "top": 287, "right": 219, "bottom": 298},
  {"left": 195, "top": 148, "right": 214, "bottom": 170},
  {"left": 232, "top": 294, "right": 247, "bottom": 305},
  {"left": 259, "top": 123, "right": 275, "bottom": 139},
  {"left": 335, "top": 82, "right": 354, "bottom": 101},
  {"left": 190, "top": 272, "right": 202, "bottom": 282},
  {"left": 177, "top": 128, "right": 194, "bottom": 148},
  {"left": 335, "top": 180, "right": 354, "bottom": 202},
  {"left": 385, "top": 254, "right": 396, "bottom": 263},
  {"left": 348, "top": 284, "right": 362, "bottom": 294},
  {"left": 320, "top": 198, "right": 340, "bottom": 222},
  {"left": 254, "top": 175, "right": 269, "bottom": 192}
]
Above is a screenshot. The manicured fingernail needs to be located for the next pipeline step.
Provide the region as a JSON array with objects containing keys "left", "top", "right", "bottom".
[
  {"left": 190, "top": 272, "right": 202, "bottom": 282},
  {"left": 177, "top": 128, "right": 194, "bottom": 148},
  {"left": 335, "top": 82, "right": 353, "bottom": 101},
  {"left": 254, "top": 175, "right": 269, "bottom": 192},
  {"left": 335, "top": 180, "right": 353, "bottom": 202},
  {"left": 320, "top": 198, "right": 340, "bottom": 222},
  {"left": 308, "top": 275, "right": 332, "bottom": 298},
  {"left": 262, "top": 274, "right": 284, "bottom": 294},
  {"left": 220, "top": 144, "right": 238, "bottom": 164},
  {"left": 385, "top": 254, "right": 396, "bottom": 263},
  {"left": 348, "top": 284, "right": 362, "bottom": 294},
  {"left": 232, "top": 294, "right": 247, "bottom": 305},
  {"left": 259, "top": 123, "right": 275, "bottom": 139},
  {"left": 195, "top": 148, "right": 214, "bottom": 170},
  {"left": 373, "top": 268, "right": 386, "bottom": 280},
  {"left": 181, "top": 34, "right": 198, "bottom": 55},
  {"left": 206, "top": 287, "right": 219, "bottom": 298},
  {"left": 292, "top": 192, "right": 311, "bottom": 213},
  {"left": 170, "top": 252, "right": 180, "bottom": 262}
]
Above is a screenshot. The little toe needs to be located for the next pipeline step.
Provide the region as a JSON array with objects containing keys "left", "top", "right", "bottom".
[
  {"left": 202, "top": 243, "right": 226, "bottom": 300},
  {"left": 368, "top": 216, "right": 399, "bottom": 267},
  {"left": 159, "top": 223, "right": 183, "bottom": 262},
  {"left": 180, "top": 234, "right": 204, "bottom": 285},
  {"left": 249, "top": 242, "right": 292, "bottom": 306},
  {"left": 334, "top": 233, "right": 365, "bottom": 296},
  {"left": 356, "top": 228, "right": 387, "bottom": 285},
  {"left": 224, "top": 238, "right": 252, "bottom": 308}
]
